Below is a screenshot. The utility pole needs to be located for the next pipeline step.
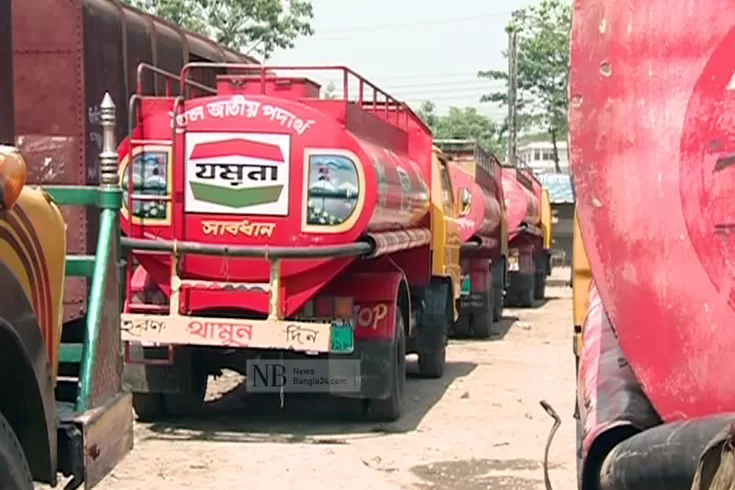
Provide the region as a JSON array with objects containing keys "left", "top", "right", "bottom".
[{"left": 507, "top": 28, "right": 519, "bottom": 167}]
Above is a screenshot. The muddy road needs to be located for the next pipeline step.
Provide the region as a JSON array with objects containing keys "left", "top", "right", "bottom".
[{"left": 94, "top": 280, "right": 576, "bottom": 490}]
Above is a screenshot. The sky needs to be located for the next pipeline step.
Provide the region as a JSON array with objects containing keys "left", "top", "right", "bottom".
[{"left": 268, "top": 0, "right": 539, "bottom": 122}]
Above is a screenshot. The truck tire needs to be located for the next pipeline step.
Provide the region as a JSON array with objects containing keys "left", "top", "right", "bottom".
[
  {"left": 164, "top": 349, "right": 208, "bottom": 417},
  {"left": 418, "top": 347, "right": 446, "bottom": 378},
  {"left": 519, "top": 274, "right": 536, "bottom": 308},
  {"left": 452, "top": 310, "right": 472, "bottom": 338},
  {"left": 472, "top": 289, "right": 492, "bottom": 339},
  {"left": 576, "top": 417, "right": 583, "bottom": 490},
  {"left": 133, "top": 393, "right": 168, "bottom": 422},
  {"left": 366, "top": 311, "right": 406, "bottom": 421},
  {"left": 534, "top": 272, "right": 547, "bottom": 300},
  {"left": 0, "top": 411, "right": 33, "bottom": 490},
  {"left": 417, "top": 280, "right": 450, "bottom": 378},
  {"left": 492, "top": 261, "right": 505, "bottom": 322}
]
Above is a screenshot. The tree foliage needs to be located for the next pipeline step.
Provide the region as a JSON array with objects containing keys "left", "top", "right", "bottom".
[
  {"left": 322, "top": 82, "right": 338, "bottom": 99},
  {"left": 479, "top": 0, "right": 571, "bottom": 171},
  {"left": 416, "top": 101, "right": 503, "bottom": 156},
  {"left": 124, "top": 0, "right": 314, "bottom": 59}
]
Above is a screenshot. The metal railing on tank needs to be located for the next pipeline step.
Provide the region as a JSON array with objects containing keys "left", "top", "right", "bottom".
[
  {"left": 125, "top": 63, "right": 220, "bottom": 296},
  {"left": 177, "top": 63, "right": 427, "bottom": 132}
]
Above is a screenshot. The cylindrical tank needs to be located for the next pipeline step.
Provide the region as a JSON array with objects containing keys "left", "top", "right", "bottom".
[
  {"left": 502, "top": 168, "right": 540, "bottom": 232},
  {"left": 357, "top": 138, "right": 431, "bottom": 232},
  {"left": 119, "top": 89, "right": 433, "bottom": 291},
  {"left": 449, "top": 165, "right": 502, "bottom": 242}
]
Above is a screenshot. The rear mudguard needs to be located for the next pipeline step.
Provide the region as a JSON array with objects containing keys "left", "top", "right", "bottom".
[
  {"left": 578, "top": 284, "right": 660, "bottom": 490},
  {"left": 324, "top": 265, "right": 409, "bottom": 400}
]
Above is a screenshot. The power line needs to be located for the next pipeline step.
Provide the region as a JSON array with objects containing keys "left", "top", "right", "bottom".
[
  {"left": 373, "top": 72, "right": 483, "bottom": 81},
  {"left": 315, "top": 11, "right": 514, "bottom": 35},
  {"left": 383, "top": 79, "right": 505, "bottom": 90}
]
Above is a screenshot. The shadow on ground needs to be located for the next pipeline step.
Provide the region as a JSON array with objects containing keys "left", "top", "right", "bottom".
[
  {"left": 141, "top": 359, "right": 477, "bottom": 444},
  {"left": 450, "top": 314, "right": 520, "bottom": 342},
  {"left": 410, "top": 458, "right": 561, "bottom": 490}
]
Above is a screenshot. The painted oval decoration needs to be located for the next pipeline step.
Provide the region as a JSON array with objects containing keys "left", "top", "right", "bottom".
[
  {"left": 449, "top": 165, "right": 502, "bottom": 242},
  {"left": 569, "top": 0, "right": 735, "bottom": 420}
]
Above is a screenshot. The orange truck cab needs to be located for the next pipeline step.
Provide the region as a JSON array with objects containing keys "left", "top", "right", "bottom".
[
  {"left": 0, "top": 112, "right": 131, "bottom": 490},
  {"left": 436, "top": 139, "right": 508, "bottom": 338}
]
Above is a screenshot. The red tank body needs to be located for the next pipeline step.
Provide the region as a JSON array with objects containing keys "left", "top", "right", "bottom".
[
  {"left": 119, "top": 68, "right": 433, "bottom": 317},
  {"left": 439, "top": 141, "right": 504, "bottom": 245},
  {"left": 502, "top": 167, "right": 541, "bottom": 239},
  {"left": 451, "top": 169, "right": 502, "bottom": 242},
  {"left": 570, "top": 0, "right": 735, "bottom": 421}
]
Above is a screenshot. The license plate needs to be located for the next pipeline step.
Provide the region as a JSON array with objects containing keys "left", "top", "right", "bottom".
[
  {"left": 330, "top": 324, "right": 354, "bottom": 354},
  {"left": 460, "top": 275, "right": 471, "bottom": 296}
]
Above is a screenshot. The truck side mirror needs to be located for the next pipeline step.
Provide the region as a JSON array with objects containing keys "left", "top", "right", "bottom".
[{"left": 458, "top": 187, "right": 472, "bottom": 217}]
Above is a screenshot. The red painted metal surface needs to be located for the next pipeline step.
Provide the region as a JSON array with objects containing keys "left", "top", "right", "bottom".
[
  {"left": 570, "top": 0, "right": 735, "bottom": 420},
  {"left": 502, "top": 168, "right": 541, "bottom": 237},
  {"left": 449, "top": 165, "right": 502, "bottom": 243},
  {"left": 578, "top": 284, "right": 660, "bottom": 457},
  {"left": 120, "top": 66, "right": 434, "bottom": 317}
]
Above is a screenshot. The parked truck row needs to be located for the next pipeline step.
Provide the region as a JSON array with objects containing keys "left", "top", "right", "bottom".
[{"left": 0, "top": 0, "right": 554, "bottom": 487}]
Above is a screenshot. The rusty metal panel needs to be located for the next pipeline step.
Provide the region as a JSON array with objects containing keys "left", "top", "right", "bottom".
[
  {"left": 149, "top": 20, "right": 184, "bottom": 95},
  {"left": 0, "top": 0, "right": 13, "bottom": 143},
  {"left": 82, "top": 0, "right": 126, "bottom": 182},
  {"left": 119, "top": 7, "right": 155, "bottom": 97},
  {"left": 12, "top": 0, "right": 88, "bottom": 322}
]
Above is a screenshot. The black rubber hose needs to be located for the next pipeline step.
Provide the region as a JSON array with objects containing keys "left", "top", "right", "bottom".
[{"left": 598, "top": 414, "right": 735, "bottom": 490}]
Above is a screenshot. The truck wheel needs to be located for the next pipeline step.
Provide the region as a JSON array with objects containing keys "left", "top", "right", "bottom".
[
  {"left": 418, "top": 347, "right": 446, "bottom": 378},
  {"left": 164, "top": 349, "right": 208, "bottom": 417},
  {"left": 576, "top": 417, "right": 583, "bottom": 489},
  {"left": 492, "top": 285, "right": 504, "bottom": 322},
  {"left": 534, "top": 272, "right": 547, "bottom": 300},
  {"left": 366, "top": 311, "right": 406, "bottom": 421},
  {"left": 452, "top": 310, "right": 471, "bottom": 338},
  {"left": 491, "top": 261, "right": 505, "bottom": 322},
  {"left": 133, "top": 393, "right": 168, "bottom": 422},
  {"left": 519, "top": 274, "right": 536, "bottom": 308},
  {"left": 472, "top": 289, "right": 493, "bottom": 339},
  {"left": 417, "top": 280, "right": 450, "bottom": 378},
  {"left": 0, "top": 411, "right": 33, "bottom": 490}
]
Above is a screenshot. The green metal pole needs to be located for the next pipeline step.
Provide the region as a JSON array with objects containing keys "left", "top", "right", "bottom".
[
  {"left": 75, "top": 209, "right": 115, "bottom": 412},
  {"left": 75, "top": 92, "right": 121, "bottom": 413}
]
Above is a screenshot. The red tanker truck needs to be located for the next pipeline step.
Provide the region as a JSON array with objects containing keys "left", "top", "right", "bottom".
[
  {"left": 570, "top": 0, "right": 735, "bottom": 488},
  {"left": 502, "top": 166, "right": 552, "bottom": 307},
  {"left": 436, "top": 139, "right": 508, "bottom": 338},
  {"left": 118, "top": 64, "right": 463, "bottom": 422}
]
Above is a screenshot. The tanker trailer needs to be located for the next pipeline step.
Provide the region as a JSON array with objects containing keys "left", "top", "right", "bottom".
[
  {"left": 435, "top": 139, "right": 508, "bottom": 338},
  {"left": 502, "top": 166, "right": 552, "bottom": 307},
  {"left": 570, "top": 0, "right": 735, "bottom": 488},
  {"left": 118, "top": 64, "right": 463, "bottom": 422}
]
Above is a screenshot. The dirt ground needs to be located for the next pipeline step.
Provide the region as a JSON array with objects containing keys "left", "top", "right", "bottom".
[{"left": 93, "top": 272, "right": 575, "bottom": 490}]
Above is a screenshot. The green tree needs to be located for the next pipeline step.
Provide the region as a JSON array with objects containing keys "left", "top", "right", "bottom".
[
  {"left": 322, "top": 81, "right": 338, "bottom": 99},
  {"left": 479, "top": 0, "right": 571, "bottom": 172},
  {"left": 125, "top": 0, "right": 314, "bottom": 59},
  {"left": 415, "top": 102, "right": 503, "bottom": 156}
]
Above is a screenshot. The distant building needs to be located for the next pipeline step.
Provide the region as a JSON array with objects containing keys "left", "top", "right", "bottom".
[
  {"left": 517, "top": 140, "right": 574, "bottom": 266},
  {"left": 517, "top": 140, "right": 570, "bottom": 174}
]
